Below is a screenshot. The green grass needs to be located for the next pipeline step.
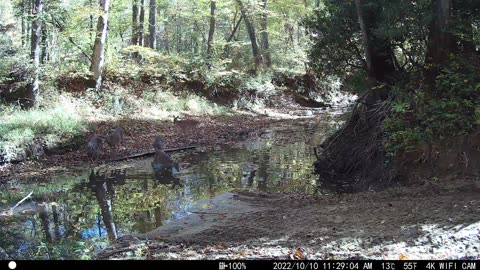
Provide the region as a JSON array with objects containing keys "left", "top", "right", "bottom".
[
  {"left": 139, "top": 87, "right": 230, "bottom": 117},
  {"left": 0, "top": 87, "right": 231, "bottom": 162},
  {"left": 0, "top": 102, "right": 87, "bottom": 162}
]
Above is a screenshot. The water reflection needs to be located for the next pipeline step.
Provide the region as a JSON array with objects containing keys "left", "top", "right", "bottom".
[
  {"left": 86, "top": 169, "right": 128, "bottom": 241},
  {"left": 151, "top": 150, "right": 182, "bottom": 189},
  {"left": 0, "top": 117, "right": 341, "bottom": 259}
]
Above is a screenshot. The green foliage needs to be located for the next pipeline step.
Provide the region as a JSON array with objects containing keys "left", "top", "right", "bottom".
[
  {"left": 304, "top": 0, "right": 431, "bottom": 84},
  {"left": 239, "top": 72, "right": 275, "bottom": 96},
  {"left": 0, "top": 1, "right": 14, "bottom": 26},
  {"left": 384, "top": 58, "right": 480, "bottom": 156},
  {"left": 303, "top": 0, "right": 360, "bottom": 79},
  {"left": 141, "top": 89, "right": 228, "bottom": 116}
]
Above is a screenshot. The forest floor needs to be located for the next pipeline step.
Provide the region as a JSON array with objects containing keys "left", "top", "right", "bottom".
[{"left": 98, "top": 177, "right": 480, "bottom": 260}]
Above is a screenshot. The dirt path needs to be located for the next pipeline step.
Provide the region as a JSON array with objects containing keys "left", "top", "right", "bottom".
[{"left": 98, "top": 178, "right": 480, "bottom": 260}]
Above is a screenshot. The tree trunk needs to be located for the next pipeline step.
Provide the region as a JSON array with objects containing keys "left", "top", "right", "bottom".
[
  {"left": 425, "top": 0, "right": 454, "bottom": 86},
  {"left": 139, "top": 0, "right": 145, "bottom": 46},
  {"left": 41, "top": 27, "right": 48, "bottom": 64},
  {"left": 132, "top": 0, "right": 139, "bottom": 45},
  {"left": 206, "top": 0, "right": 216, "bottom": 69},
  {"left": 91, "top": 0, "right": 111, "bottom": 92},
  {"left": 226, "top": 14, "right": 242, "bottom": 43},
  {"left": 236, "top": 0, "right": 263, "bottom": 70},
  {"left": 354, "top": 0, "right": 396, "bottom": 83},
  {"left": 90, "top": 0, "right": 95, "bottom": 44},
  {"left": 354, "top": 0, "right": 373, "bottom": 77},
  {"left": 260, "top": 0, "right": 271, "bottom": 67},
  {"left": 29, "top": 0, "right": 42, "bottom": 108},
  {"left": 223, "top": 14, "right": 243, "bottom": 58},
  {"left": 193, "top": 20, "right": 200, "bottom": 54},
  {"left": 148, "top": 0, "right": 156, "bottom": 49},
  {"left": 163, "top": 9, "right": 170, "bottom": 53},
  {"left": 21, "top": 0, "right": 26, "bottom": 47}
]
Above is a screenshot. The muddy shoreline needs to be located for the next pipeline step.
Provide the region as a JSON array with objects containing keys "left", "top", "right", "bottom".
[{"left": 98, "top": 179, "right": 480, "bottom": 260}]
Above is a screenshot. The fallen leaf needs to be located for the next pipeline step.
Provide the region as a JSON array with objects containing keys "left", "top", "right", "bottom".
[{"left": 292, "top": 248, "right": 305, "bottom": 260}]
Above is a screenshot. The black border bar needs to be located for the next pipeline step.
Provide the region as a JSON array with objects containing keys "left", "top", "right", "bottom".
[{"left": 1, "top": 260, "right": 478, "bottom": 270}]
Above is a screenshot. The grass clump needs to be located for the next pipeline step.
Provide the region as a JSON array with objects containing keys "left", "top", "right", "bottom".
[{"left": 0, "top": 100, "right": 87, "bottom": 162}]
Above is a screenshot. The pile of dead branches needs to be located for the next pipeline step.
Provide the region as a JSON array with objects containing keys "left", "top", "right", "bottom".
[{"left": 314, "top": 91, "right": 392, "bottom": 192}]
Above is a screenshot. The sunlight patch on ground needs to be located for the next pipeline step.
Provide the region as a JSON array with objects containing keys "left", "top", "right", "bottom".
[
  {"left": 145, "top": 222, "right": 480, "bottom": 260},
  {"left": 367, "top": 222, "right": 480, "bottom": 260}
]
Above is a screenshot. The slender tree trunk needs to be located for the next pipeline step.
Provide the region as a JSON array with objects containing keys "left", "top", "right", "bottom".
[
  {"left": 425, "top": 0, "right": 454, "bottom": 86},
  {"left": 139, "top": 0, "right": 145, "bottom": 46},
  {"left": 91, "top": 0, "right": 111, "bottom": 91},
  {"left": 164, "top": 9, "right": 170, "bottom": 53},
  {"left": 21, "top": 0, "right": 26, "bottom": 47},
  {"left": 260, "top": 0, "right": 271, "bottom": 67},
  {"left": 206, "top": 0, "right": 216, "bottom": 68},
  {"left": 29, "top": 0, "right": 42, "bottom": 108},
  {"left": 223, "top": 14, "right": 243, "bottom": 58},
  {"left": 236, "top": 0, "right": 263, "bottom": 69},
  {"left": 155, "top": 207, "right": 163, "bottom": 227},
  {"left": 90, "top": 0, "right": 95, "bottom": 44},
  {"left": 132, "top": 0, "right": 139, "bottom": 45},
  {"left": 174, "top": 2, "right": 180, "bottom": 53},
  {"left": 41, "top": 27, "right": 48, "bottom": 64},
  {"left": 193, "top": 20, "right": 200, "bottom": 54},
  {"left": 148, "top": 0, "right": 156, "bottom": 49},
  {"left": 226, "top": 14, "right": 242, "bottom": 43},
  {"left": 27, "top": 0, "right": 33, "bottom": 46}
]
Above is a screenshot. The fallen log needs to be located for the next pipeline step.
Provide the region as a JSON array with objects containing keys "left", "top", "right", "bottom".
[{"left": 106, "top": 146, "right": 197, "bottom": 163}]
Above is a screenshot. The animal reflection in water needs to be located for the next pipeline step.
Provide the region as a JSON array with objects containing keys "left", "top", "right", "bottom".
[{"left": 151, "top": 150, "right": 183, "bottom": 189}]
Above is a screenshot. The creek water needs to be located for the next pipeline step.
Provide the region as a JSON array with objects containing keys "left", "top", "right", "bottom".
[{"left": 0, "top": 113, "right": 344, "bottom": 259}]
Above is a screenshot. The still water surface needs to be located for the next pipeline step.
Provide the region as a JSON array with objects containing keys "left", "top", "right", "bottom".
[{"left": 0, "top": 115, "right": 342, "bottom": 259}]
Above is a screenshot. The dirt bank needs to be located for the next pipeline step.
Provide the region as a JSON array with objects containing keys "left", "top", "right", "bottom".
[{"left": 97, "top": 177, "right": 480, "bottom": 260}]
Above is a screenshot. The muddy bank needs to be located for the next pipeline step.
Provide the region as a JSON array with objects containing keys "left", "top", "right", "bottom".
[{"left": 98, "top": 178, "right": 480, "bottom": 260}]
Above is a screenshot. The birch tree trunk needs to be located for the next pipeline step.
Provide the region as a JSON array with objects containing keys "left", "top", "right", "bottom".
[{"left": 91, "top": 0, "right": 111, "bottom": 91}]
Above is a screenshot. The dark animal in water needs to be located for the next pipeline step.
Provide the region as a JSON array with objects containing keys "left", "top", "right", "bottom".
[{"left": 153, "top": 135, "right": 165, "bottom": 151}]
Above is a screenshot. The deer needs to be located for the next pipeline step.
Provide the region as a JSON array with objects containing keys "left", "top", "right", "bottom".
[
  {"left": 173, "top": 116, "right": 200, "bottom": 132},
  {"left": 86, "top": 134, "right": 104, "bottom": 164},
  {"left": 151, "top": 150, "right": 179, "bottom": 173},
  {"left": 152, "top": 135, "right": 165, "bottom": 151},
  {"left": 105, "top": 127, "right": 125, "bottom": 157}
]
